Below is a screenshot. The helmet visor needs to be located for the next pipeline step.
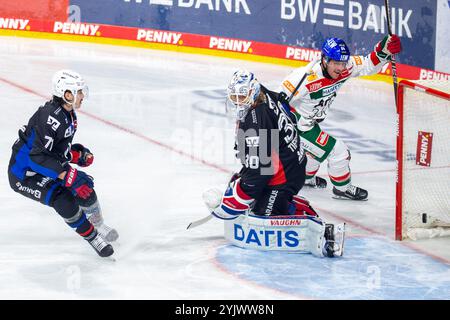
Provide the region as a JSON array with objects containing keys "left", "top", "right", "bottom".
[{"left": 225, "top": 93, "right": 251, "bottom": 121}]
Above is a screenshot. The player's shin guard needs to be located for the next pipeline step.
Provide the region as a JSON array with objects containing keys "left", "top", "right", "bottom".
[
  {"left": 81, "top": 199, "right": 119, "bottom": 242},
  {"left": 65, "top": 208, "right": 95, "bottom": 238},
  {"left": 327, "top": 140, "right": 368, "bottom": 200},
  {"left": 327, "top": 140, "right": 352, "bottom": 190}
]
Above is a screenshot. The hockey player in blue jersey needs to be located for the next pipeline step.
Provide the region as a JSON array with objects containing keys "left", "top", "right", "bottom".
[{"left": 8, "top": 70, "right": 118, "bottom": 258}]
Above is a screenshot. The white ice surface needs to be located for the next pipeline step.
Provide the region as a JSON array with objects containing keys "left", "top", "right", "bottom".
[{"left": 0, "top": 37, "right": 448, "bottom": 299}]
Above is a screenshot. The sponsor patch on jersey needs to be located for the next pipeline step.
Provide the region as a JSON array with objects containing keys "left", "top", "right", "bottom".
[
  {"left": 47, "top": 116, "right": 61, "bottom": 131},
  {"left": 322, "top": 82, "right": 344, "bottom": 95},
  {"left": 416, "top": 131, "right": 433, "bottom": 166},
  {"left": 251, "top": 109, "right": 257, "bottom": 124},
  {"left": 64, "top": 125, "right": 75, "bottom": 138},
  {"left": 307, "top": 72, "right": 318, "bottom": 82},
  {"left": 245, "top": 136, "right": 260, "bottom": 147},
  {"left": 282, "top": 80, "right": 298, "bottom": 96},
  {"left": 316, "top": 131, "right": 329, "bottom": 147},
  {"left": 307, "top": 81, "right": 322, "bottom": 92},
  {"left": 353, "top": 56, "right": 363, "bottom": 65}
]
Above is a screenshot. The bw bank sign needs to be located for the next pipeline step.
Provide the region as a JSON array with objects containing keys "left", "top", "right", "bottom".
[
  {"left": 122, "top": 0, "right": 414, "bottom": 38},
  {"left": 123, "top": 0, "right": 252, "bottom": 14},
  {"left": 280, "top": 0, "right": 413, "bottom": 38},
  {"left": 75, "top": 0, "right": 436, "bottom": 68}
]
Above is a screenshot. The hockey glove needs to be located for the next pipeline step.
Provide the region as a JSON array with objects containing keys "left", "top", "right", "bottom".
[
  {"left": 63, "top": 167, "right": 94, "bottom": 199},
  {"left": 289, "top": 195, "right": 319, "bottom": 217},
  {"left": 374, "top": 34, "right": 402, "bottom": 61},
  {"left": 70, "top": 143, "right": 94, "bottom": 167},
  {"left": 211, "top": 179, "right": 254, "bottom": 220}
]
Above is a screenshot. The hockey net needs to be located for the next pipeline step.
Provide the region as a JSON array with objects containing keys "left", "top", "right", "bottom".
[{"left": 396, "top": 79, "right": 450, "bottom": 240}]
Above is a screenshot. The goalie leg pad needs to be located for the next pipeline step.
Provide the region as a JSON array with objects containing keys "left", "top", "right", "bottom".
[{"left": 224, "top": 214, "right": 327, "bottom": 257}]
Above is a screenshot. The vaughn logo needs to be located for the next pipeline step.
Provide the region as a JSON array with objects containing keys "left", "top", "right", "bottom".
[
  {"left": 416, "top": 131, "right": 433, "bottom": 167},
  {"left": 270, "top": 219, "right": 302, "bottom": 226},
  {"left": 0, "top": 18, "right": 29, "bottom": 30},
  {"left": 53, "top": 22, "right": 100, "bottom": 36}
]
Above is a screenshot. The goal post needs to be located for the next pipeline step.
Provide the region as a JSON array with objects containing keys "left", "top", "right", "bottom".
[{"left": 396, "top": 79, "right": 450, "bottom": 240}]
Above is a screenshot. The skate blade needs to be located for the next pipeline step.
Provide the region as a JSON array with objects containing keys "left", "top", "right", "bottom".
[
  {"left": 105, "top": 256, "right": 116, "bottom": 262},
  {"left": 332, "top": 195, "right": 368, "bottom": 201},
  {"left": 304, "top": 185, "right": 327, "bottom": 189}
]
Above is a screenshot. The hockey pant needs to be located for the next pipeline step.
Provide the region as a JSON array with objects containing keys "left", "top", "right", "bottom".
[
  {"left": 300, "top": 124, "right": 351, "bottom": 190},
  {"left": 8, "top": 159, "right": 97, "bottom": 238}
]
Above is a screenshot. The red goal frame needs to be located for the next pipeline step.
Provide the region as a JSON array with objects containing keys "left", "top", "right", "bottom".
[{"left": 396, "top": 79, "right": 450, "bottom": 240}]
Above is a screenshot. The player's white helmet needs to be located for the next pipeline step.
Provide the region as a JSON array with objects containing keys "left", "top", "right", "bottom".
[
  {"left": 226, "top": 70, "right": 261, "bottom": 121},
  {"left": 52, "top": 69, "right": 89, "bottom": 105}
]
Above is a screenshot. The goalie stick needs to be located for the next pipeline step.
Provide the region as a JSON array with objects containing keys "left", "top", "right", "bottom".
[
  {"left": 186, "top": 214, "right": 213, "bottom": 230},
  {"left": 187, "top": 172, "right": 244, "bottom": 230}
]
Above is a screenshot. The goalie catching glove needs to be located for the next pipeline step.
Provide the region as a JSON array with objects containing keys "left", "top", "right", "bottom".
[
  {"left": 203, "top": 178, "right": 254, "bottom": 220},
  {"left": 374, "top": 34, "right": 402, "bottom": 61}
]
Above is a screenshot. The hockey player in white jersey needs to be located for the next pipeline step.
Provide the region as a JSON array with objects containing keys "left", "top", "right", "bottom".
[{"left": 280, "top": 35, "right": 402, "bottom": 200}]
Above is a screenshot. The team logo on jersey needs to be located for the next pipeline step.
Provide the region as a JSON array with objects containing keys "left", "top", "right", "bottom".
[
  {"left": 47, "top": 116, "right": 61, "bottom": 131},
  {"left": 316, "top": 131, "right": 329, "bottom": 147},
  {"left": 416, "top": 131, "right": 433, "bottom": 166},
  {"left": 245, "top": 136, "right": 260, "bottom": 147}
]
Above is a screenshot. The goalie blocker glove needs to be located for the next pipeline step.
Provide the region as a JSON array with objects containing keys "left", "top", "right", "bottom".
[{"left": 212, "top": 179, "right": 254, "bottom": 220}]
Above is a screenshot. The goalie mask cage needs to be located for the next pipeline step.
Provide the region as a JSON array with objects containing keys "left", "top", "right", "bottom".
[{"left": 396, "top": 79, "right": 450, "bottom": 240}]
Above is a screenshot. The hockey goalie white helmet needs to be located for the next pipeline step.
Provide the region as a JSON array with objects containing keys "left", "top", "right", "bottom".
[
  {"left": 52, "top": 69, "right": 89, "bottom": 105},
  {"left": 226, "top": 69, "right": 261, "bottom": 121}
]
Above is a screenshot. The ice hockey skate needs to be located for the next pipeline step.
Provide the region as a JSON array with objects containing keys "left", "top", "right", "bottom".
[
  {"left": 304, "top": 176, "right": 327, "bottom": 189},
  {"left": 96, "top": 223, "right": 119, "bottom": 242},
  {"left": 86, "top": 230, "right": 114, "bottom": 258},
  {"left": 84, "top": 201, "right": 119, "bottom": 242},
  {"left": 332, "top": 185, "right": 368, "bottom": 201}
]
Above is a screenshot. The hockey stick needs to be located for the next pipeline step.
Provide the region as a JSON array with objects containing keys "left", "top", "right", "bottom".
[
  {"left": 287, "top": 57, "right": 321, "bottom": 103},
  {"left": 186, "top": 214, "right": 213, "bottom": 230},
  {"left": 384, "top": 0, "right": 399, "bottom": 108},
  {"left": 187, "top": 172, "right": 244, "bottom": 230}
]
